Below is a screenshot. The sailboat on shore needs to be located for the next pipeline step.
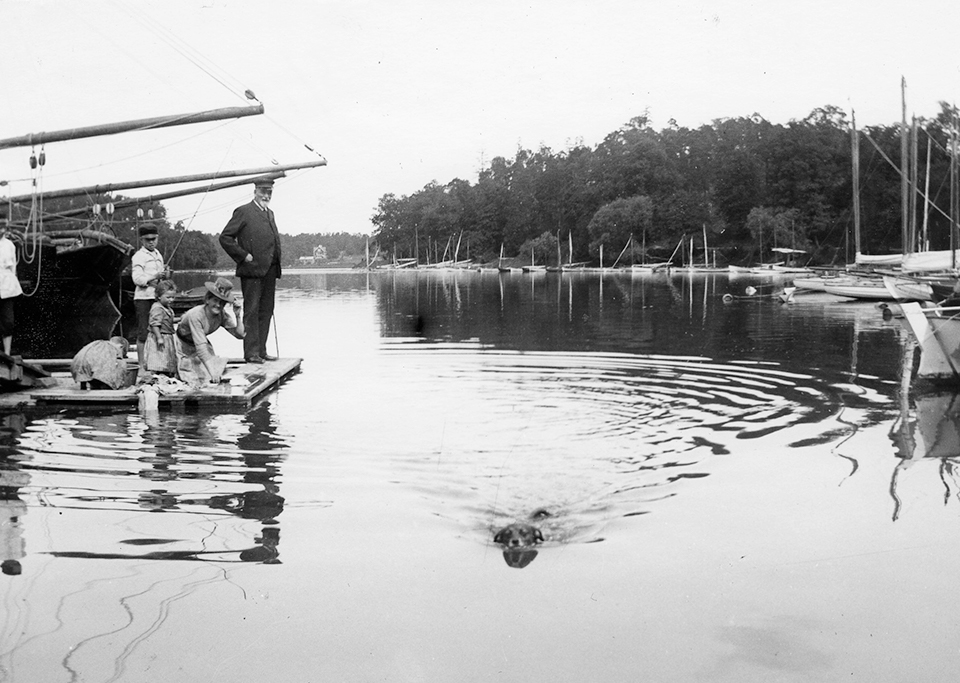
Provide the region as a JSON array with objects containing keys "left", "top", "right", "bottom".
[{"left": 546, "top": 232, "right": 588, "bottom": 272}]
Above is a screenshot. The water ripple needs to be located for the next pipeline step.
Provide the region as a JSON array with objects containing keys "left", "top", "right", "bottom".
[{"left": 376, "top": 343, "right": 893, "bottom": 543}]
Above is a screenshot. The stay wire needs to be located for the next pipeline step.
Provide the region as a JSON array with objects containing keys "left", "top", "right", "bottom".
[
  {"left": 108, "top": 0, "right": 250, "bottom": 105},
  {"left": 111, "top": 0, "right": 327, "bottom": 161}
]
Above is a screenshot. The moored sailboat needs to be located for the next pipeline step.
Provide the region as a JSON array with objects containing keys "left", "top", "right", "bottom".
[{"left": 1, "top": 105, "right": 326, "bottom": 358}]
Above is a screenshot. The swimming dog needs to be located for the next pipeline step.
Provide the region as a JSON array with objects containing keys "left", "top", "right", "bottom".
[
  {"left": 493, "top": 522, "right": 544, "bottom": 548},
  {"left": 493, "top": 509, "right": 551, "bottom": 548}
]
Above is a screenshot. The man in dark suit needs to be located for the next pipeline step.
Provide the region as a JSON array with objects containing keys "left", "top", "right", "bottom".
[{"left": 219, "top": 178, "right": 282, "bottom": 364}]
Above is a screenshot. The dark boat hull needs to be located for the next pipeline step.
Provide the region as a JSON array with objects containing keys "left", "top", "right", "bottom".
[{"left": 14, "top": 233, "right": 132, "bottom": 358}]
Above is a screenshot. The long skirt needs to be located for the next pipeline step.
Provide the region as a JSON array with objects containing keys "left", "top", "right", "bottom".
[
  {"left": 175, "top": 337, "right": 227, "bottom": 387},
  {"left": 143, "top": 333, "right": 177, "bottom": 374}
]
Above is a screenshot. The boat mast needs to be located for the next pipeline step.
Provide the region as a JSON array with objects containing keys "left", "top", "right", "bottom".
[
  {"left": 922, "top": 134, "right": 932, "bottom": 251},
  {"left": 952, "top": 110, "right": 958, "bottom": 270},
  {"left": 851, "top": 109, "right": 861, "bottom": 259},
  {"left": 910, "top": 115, "right": 919, "bottom": 252},
  {"left": 0, "top": 104, "right": 265, "bottom": 150},
  {"left": 901, "top": 77, "right": 909, "bottom": 257},
  {"left": 666, "top": 236, "right": 683, "bottom": 266},
  {"left": 702, "top": 224, "right": 708, "bottom": 268}
]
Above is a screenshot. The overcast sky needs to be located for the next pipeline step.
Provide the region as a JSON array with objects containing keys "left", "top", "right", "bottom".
[{"left": 3, "top": 0, "right": 959, "bottom": 237}]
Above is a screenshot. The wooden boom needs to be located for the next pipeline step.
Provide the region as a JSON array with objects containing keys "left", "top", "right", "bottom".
[
  {"left": 0, "top": 104, "right": 265, "bottom": 150},
  {"left": 3, "top": 160, "right": 327, "bottom": 204}
]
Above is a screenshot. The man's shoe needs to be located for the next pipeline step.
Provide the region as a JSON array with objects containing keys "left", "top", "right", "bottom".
[
  {"left": 245, "top": 356, "right": 265, "bottom": 364},
  {"left": 262, "top": 354, "right": 279, "bottom": 361}
]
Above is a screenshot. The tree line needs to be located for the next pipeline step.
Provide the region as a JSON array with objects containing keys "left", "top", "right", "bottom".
[{"left": 371, "top": 103, "right": 960, "bottom": 267}]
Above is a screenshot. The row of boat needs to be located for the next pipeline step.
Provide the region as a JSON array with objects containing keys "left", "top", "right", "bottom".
[
  {"left": 781, "top": 269, "right": 960, "bottom": 386},
  {"left": 790, "top": 272, "right": 954, "bottom": 303}
]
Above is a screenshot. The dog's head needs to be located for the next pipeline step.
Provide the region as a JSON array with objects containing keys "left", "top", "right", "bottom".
[{"left": 493, "top": 523, "right": 544, "bottom": 548}]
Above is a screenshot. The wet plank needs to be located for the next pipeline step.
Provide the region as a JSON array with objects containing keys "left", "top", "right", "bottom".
[{"left": 16, "top": 357, "right": 302, "bottom": 411}]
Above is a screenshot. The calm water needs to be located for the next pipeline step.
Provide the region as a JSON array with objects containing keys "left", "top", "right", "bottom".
[{"left": 2, "top": 269, "right": 959, "bottom": 682}]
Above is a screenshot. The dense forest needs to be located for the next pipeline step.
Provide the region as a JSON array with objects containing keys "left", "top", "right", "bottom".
[
  {"left": 3, "top": 102, "right": 957, "bottom": 270},
  {"left": 371, "top": 103, "right": 960, "bottom": 267}
]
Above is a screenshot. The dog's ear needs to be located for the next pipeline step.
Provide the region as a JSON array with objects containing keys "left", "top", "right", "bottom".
[
  {"left": 493, "top": 528, "right": 506, "bottom": 545},
  {"left": 534, "top": 528, "right": 544, "bottom": 543}
]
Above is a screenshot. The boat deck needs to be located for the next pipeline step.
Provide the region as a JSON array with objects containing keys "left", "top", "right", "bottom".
[{"left": 0, "top": 357, "right": 302, "bottom": 411}]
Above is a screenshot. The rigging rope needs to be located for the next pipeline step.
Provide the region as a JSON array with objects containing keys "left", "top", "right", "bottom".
[
  {"left": 108, "top": 0, "right": 251, "bottom": 105},
  {"left": 109, "top": 0, "right": 327, "bottom": 161}
]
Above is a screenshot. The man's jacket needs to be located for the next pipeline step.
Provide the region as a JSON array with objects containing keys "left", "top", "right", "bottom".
[{"left": 219, "top": 201, "right": 282, "bottom": 279}]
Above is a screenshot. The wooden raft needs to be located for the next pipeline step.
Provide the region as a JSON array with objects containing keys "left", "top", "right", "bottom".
[{"left": 28, "top": 358, "right": 302, "bottom": 410}]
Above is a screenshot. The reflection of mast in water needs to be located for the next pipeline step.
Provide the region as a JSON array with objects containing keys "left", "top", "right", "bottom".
[
  {"left": 702, "top": 275, "right": 710, "bottom": 324},
  {"left": 0, "top": 414, "right": 28, "bottom": 578},
  {"left": 555, "top": 269, "right": 562, "bottom": 317},
  {"left": 598, "top": 274, "right": 603, "bottom": 319},
  {"left": 499, "top": 271, "right": 504, "bottom": 313}
]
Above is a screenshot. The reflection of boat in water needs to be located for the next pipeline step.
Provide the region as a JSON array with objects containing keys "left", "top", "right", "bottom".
[
  {"left": 894, "top": 391, "right": 960, "bottom": 459},
  {"left": 890, "top": 388, "right": 960, "bottom": 520},
  {"left": 1, "top": 105, "right": 325, "bottom": 357}
]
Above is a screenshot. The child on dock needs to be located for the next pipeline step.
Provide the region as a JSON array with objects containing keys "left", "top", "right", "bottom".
[{"left": 142, "top": 279, "right": 177, "bottom": 377}]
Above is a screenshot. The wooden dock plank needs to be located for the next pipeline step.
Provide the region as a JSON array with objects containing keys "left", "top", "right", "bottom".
[{"left": 21, "top": 357, "right": 302, "bottom": 410}]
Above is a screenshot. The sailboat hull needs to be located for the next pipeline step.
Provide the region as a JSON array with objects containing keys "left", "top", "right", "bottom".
[
  {"left": 900, "top": 302, "right": 960, "bottom": 382},
  {"left": 14, "top": 233, "right": 133, "bottom": 358}
]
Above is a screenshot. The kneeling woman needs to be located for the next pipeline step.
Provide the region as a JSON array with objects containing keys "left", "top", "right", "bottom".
[{"left": 176, "top": 278, "right": 245, "bottom": 386}]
